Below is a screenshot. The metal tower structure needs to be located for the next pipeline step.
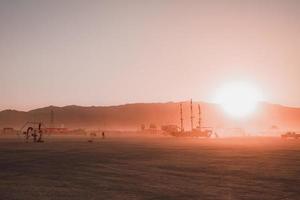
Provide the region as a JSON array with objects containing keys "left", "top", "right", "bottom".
[
  {"left": 190, "top": 99, "right": 194, "bottom": 131},
  {"left": 180, "top": 103, "right": 183, "bottom": 132},
  {"left": 50, "top": 109, "right": 54, "bottom": 128}
]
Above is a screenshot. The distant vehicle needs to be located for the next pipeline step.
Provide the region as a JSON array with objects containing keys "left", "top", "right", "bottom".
[
  {"left": 281, "top": 132, "right": 300, "bottom": 139},
  {"left": 141, "top": 123, "right": 158, "bottom": 134},
  {"left": 169, "top": 128, "right": 215, "bottom": 138},
  {"left": 149, "top": 124, "right": 157, "bottom": 130},
  {"left": 161, "top": 125, "right": 180, "bottom": 133}
]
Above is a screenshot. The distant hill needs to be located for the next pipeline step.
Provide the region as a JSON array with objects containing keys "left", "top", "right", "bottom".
[{"left": 0, "top": 102, "right": 299, "bottom": 131}]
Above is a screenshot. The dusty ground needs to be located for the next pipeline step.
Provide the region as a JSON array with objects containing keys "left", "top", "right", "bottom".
[{"left": 0, "top": 134, "right": 299, "bottom": 200}]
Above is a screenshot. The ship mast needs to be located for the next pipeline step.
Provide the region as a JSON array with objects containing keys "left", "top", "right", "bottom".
[
  {"left": 190, "top": 99, "right": 194, "bottom": 131},
  {"left": 198, "top": 104, "right": 201, "bottom": 131}
]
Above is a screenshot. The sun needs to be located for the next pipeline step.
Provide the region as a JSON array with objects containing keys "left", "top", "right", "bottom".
[{"left": 214, "top": 81, "right": 262, "bottom": 118}]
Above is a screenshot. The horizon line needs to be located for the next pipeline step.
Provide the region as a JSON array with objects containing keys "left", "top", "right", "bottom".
[{"left": 1, "top": 100, "right": 298, "bottom": 113}]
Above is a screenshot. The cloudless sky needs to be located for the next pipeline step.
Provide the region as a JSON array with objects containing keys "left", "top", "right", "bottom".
[{"left": 0, "top": 0, "right": 300, "bottom": 111}]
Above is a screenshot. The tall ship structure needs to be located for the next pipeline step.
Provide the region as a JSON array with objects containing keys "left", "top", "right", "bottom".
[{"left": 166, "top": 99, "right": 216, "bottom": 138}]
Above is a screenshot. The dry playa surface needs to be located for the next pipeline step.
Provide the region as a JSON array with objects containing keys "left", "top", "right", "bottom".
[{"left": 0, "top": 134, "right": 299, "bottom": 200}]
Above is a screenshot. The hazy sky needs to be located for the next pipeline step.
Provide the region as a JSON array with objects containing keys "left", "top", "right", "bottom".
[{"left": 1, "top": 0, "right": 300, "bottom": 111}]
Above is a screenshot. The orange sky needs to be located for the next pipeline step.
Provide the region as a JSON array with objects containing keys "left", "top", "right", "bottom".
[{"left": 0, "top": 0, "right": 299, "bottom": 111}]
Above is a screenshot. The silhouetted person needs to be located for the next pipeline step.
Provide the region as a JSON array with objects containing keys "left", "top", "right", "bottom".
[
  {"left": 37, "top": 130, "right": 43, "bottom": 143},
  {"left": 102, "top": 131, "right": 105, "bottom": 139},
  {"left": 37, "top": 123, "right": 43, "bottom": 142}
]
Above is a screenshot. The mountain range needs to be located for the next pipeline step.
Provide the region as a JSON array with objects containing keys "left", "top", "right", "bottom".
[{"left": 0, "top": 102, "right": 300, "bottom": 132}]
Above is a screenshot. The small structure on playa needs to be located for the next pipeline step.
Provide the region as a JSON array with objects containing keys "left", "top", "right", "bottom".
[
  {"left": 20, "top": 122, "right": 45, "bottom": 143},
  {"left": 1, "top": 127, "right": 15, "bottom": 135},
  {"left": 281, "top": 132, "right": 300, "bottom": 139}
]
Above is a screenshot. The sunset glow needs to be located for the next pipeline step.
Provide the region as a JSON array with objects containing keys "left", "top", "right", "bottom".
[
  {"left": 215, "top": 82, "right": 263, "bottom": 118},
  {"left": 0, "top": 1, "right": 300, "bottom": 199}
]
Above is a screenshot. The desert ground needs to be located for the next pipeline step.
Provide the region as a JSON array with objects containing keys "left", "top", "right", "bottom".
[{"left": 0, "top": 134, "right": 299, "bottom": 200}]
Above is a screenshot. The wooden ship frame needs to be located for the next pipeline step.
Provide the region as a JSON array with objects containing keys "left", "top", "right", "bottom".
[{"left": 167, "top": 99, "right": 217, "bottom": 138}]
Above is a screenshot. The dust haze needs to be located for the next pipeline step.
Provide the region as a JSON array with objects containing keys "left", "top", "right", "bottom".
[{"left": 1, "top": 0, "right": 300, "bottom": 199}]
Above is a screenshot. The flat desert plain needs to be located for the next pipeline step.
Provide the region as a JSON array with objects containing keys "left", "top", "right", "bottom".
[{"left": 0, "top": 134, "right": 299, "bottom": 200}]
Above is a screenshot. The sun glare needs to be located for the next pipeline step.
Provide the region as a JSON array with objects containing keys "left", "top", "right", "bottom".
[{"left": 214, "top": 81, "right": 262, "bottom": 118}]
